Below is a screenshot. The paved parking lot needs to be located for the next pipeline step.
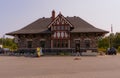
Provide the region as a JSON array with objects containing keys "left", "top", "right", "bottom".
[{"left": 0, "top": 55, "right": 120, "bottom": 78}]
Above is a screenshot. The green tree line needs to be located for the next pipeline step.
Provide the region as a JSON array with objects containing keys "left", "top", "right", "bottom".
[
  {"left": 0, "top": 38, "right": 17, "bottom": 51},
  {"left": 98, "top": 33, "right": 120, "bottom": 53}
]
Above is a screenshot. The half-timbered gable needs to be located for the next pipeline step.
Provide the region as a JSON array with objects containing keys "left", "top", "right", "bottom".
[{"left": 48, "top": 13, "right": 74, "bottom": 48}]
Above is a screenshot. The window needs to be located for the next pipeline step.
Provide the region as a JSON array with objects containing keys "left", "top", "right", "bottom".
[
  {"left": 53, "top": 32, "right": 57, "bottom": 38},
  {"left": 75, "top": 40, "right": 80, "bottom": 52},
  {"left": 56, "top": 40, "right": 60, "bottom": 47},
  {"left": 53, "top": 39, "right": 68, "bottom": 48},
  {"left": 65, "top": 26, "right": 70, "bottom": 31},
  {"left": 65, "top": 26, "right": 68, "bottom": 30},
  {"left": 68, "top": 26, "right": 70, "bottom": 31},
  {"left": 61, "top": 26, "right": 64, "bottom": 30},
  {"left": 75, "top": 40, "right": 80, "bottom": 44},
  {"left": 61, "top": 42, "right": 64, "bottom": 47},
  {"left": 51, "top": 26, "right": 53, "bottom": 31},
  {"left": 52, "top": 25, "right": 70, "bottom": 31},
  {"left": 65, "top": 41, "right": 68, "bottom": 47},
  {"left": 54, "top": 26, "right": 56, "bottom": 30},
  {"left": 57, "top": 26, "right": 60, "bottom": 30},
  {"left": 53, "top": 40, "right": 57, "bottom": 48},
  {"left": 27, "top": 41, "right": 32, "bottom": 48},
  {"left": 85, "top": 40, "right": 90, "bottom": 48},
  {"left": 40, "top": 41, "right": 45, "bottom": 48}
]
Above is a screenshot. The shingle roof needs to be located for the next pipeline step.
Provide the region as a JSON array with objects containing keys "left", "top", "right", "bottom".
[
  {"left": 6, "top": 16, "right": 108, "bottom": 35},
  {"left": 67, "top": 17, "right": 108, "bottom": 33}
]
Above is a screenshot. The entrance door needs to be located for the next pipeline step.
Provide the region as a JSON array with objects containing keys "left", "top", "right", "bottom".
[{"left": 75, "top": 40, "right": 80, "bottom": 52}]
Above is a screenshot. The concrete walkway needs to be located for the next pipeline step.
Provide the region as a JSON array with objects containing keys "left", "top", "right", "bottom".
[{"left": 0, "top": 55, "right": 120, "bottom": 78}]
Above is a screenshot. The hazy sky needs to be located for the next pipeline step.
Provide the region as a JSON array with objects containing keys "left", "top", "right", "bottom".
[{"left": 0, "top": 0, "right": 120, "bottom": 37}]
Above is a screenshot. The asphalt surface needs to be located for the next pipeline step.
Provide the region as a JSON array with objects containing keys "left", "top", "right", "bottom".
[{"left": 0, "top": 55, "right": 120, "bottom": 78}]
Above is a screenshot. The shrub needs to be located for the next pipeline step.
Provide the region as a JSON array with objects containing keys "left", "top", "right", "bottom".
[
  {"left": 59, "top": 52, "right": 64, "bottom": 56},
  {"left": 59, "top": 52, "right": 71, "bottom": 56},
  {"left": 98, "top": 48, "right": 106, "bottom": 53},
  {"left": 117, "top": 46, "right": 120, "bottom": 53}
]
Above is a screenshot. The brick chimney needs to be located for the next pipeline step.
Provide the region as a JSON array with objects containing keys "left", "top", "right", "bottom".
[{"left": 52, "top": 10, "right": 55, "bottom": 21}]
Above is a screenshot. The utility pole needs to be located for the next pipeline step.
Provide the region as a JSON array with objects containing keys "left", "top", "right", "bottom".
[{"left": 109, "top": 24, "right": 113, "bottom": 48}]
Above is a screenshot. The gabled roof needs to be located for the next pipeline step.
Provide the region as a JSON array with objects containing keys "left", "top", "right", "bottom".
[{"left": 6, "top": 16, "right": 109, "bottom": 35}]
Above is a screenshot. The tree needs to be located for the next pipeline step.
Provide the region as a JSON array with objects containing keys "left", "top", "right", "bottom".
[
  {"left": 112, "top": 33, "right": 120, "bottom": 49},
  {"left": 98, "top": 32, "right": 120, "bottom": 53},
  {"left": 98, "top": 36, "right": 109, "bottom": 49},
  {"left": 0, "top": 38, "right": 17, "bottom": 50}
]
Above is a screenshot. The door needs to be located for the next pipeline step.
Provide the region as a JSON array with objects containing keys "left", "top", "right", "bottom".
[{"left": 75, "top": 40, "right": 80, "bottom": 52}]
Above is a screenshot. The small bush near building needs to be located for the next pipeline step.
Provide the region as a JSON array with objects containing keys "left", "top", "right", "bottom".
[
  {"left": 98, "top": 48, "right": 106, "bottom": 53},
  {"left": 59, "top": 52, "right": 71, "bottom": 56},
  {"left": 117, "top": 46, "right": 120, "bottom": 53},
  {"left": 98, "top": 48, "right": 107, "bottom": 55}
]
